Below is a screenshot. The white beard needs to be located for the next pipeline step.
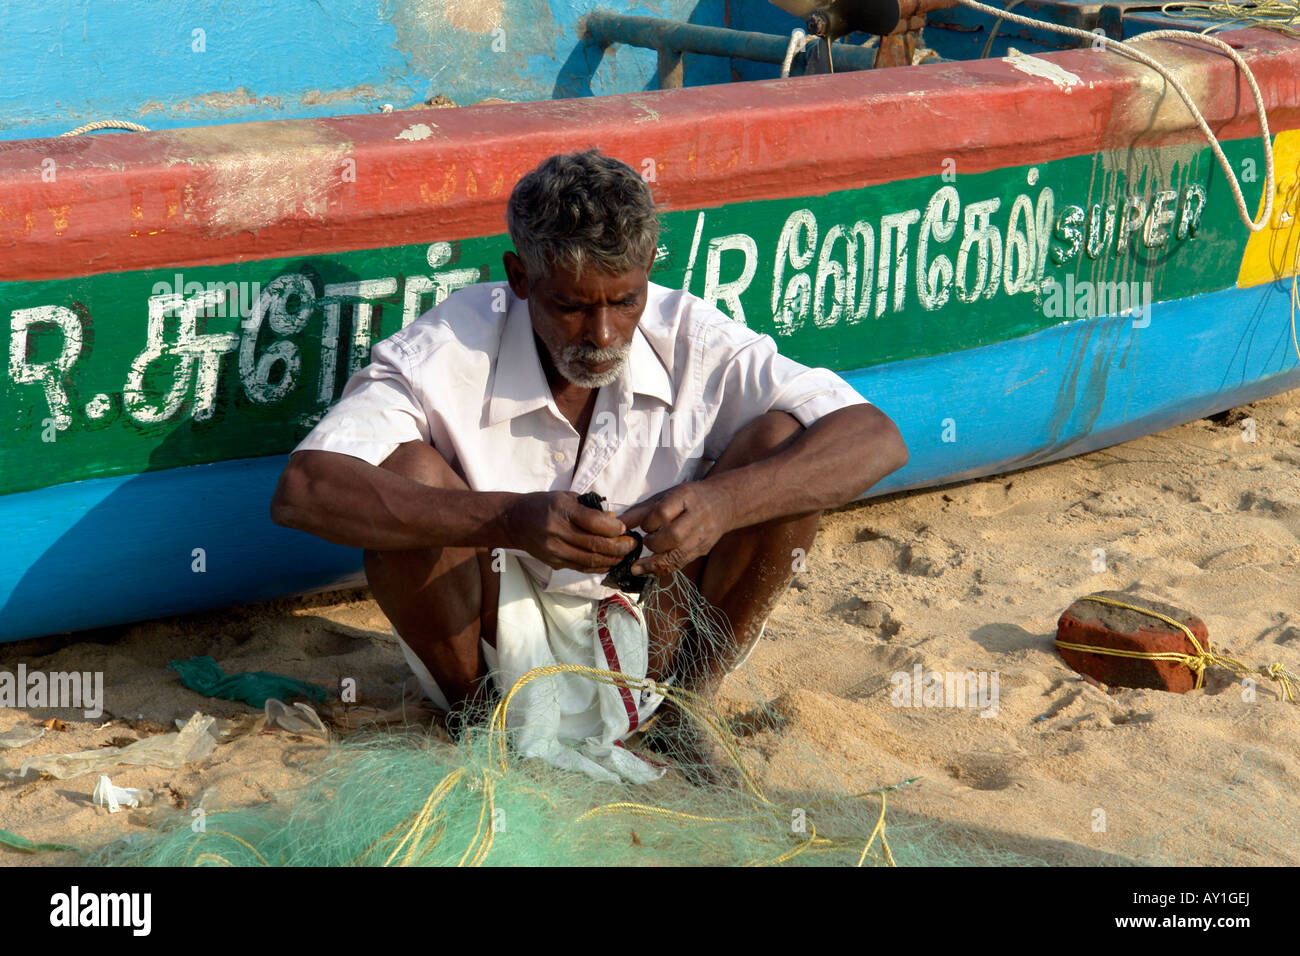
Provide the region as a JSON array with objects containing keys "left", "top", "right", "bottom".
[{"left": 556, "top": 341, "right": 632, "bottom": 388}]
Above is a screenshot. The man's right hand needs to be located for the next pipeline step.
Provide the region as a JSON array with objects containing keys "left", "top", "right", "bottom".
[{"left": 504, "top": 491, "right": 638, "bottom": 572}]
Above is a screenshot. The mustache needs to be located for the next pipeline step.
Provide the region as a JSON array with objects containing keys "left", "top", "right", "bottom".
[{"left": 562, "top": 341, "right": 631, "bottom": 364}]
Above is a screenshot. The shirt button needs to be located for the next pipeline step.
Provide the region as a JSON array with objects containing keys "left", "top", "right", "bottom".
[{"left": 553, "top": 451, "right": 566, "bottom": 463}]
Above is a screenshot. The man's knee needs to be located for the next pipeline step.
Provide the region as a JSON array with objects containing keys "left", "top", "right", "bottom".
[
  {"left": 376, "top": 439, "right": 464, "bottom": 488},
  {"left": 720, "top": 411, "right": 804, "bottom": 467}
]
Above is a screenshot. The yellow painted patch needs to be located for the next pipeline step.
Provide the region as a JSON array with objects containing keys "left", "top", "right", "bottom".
[
  {"left": 1237, "top": 129, "right": 1300, "bottom": 288},
  {"left": 419, "top": 166, "right": 458, "bottom": 206},
  {"left": 49, "top": 204, "right": 70, "bottom": 236}
]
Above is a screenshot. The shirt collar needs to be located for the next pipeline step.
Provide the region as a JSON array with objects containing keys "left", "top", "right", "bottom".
[
  {"left": 486, "top": 291, "right": 552, "bottom": 426},
  {"left": 487, "top": 289, "right": 673, "bottom": 427}
]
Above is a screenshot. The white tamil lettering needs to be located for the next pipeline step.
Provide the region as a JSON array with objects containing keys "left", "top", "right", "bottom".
[
  {"left": 772, "top": 208, "right": 817, "bottom": 335},
  {"left": 1002, "top": 193, "right": 1037, "bottom": 295},
  {"left": 319, "top": 278, "right": 398, "bottom": 401},
  {"left": 916, "top": 186, "right": 959, "bottom": 311},
  {"left": 847, "top": 220, "right": 875, "bottom": 322},
  {"left": 125, "top": 289, "right": 239, "bottom": 424},
  {"left": 875, "top": 209, "right": 921, "bottom": 316},
  {"left": 955, "top": 198, "right": 1002, "bottom": 302},
  {"left": 239, "top": 273, "right": 315, "bottom": 404},
  {"left": 812, "top": 223, "right": 848, "bottom": 327}
]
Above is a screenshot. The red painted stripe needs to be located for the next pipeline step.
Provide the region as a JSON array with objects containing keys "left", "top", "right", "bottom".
[
  {"left": 596, "top": 596, "right": 641, "bottom": 735},
  {"left": 1, "top": 28, "right": 1297, "bottom": 282}
]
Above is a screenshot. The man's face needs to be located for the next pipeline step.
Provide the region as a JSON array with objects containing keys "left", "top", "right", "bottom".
[{"left": 504, "top": 252, "right": 652, "bottom": 390}]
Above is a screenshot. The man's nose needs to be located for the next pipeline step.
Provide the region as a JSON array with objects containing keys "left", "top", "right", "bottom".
[{"left": 583, "top": 306, "right": 617, "bottom": 349}]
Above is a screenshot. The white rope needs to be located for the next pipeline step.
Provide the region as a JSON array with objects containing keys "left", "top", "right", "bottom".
[
  {"left": 59, "top": 120, "right": 151, "bottom": 137},
  {"left": 781, "top": 28, "right": 808, "bottom": 78},
  {"left": 956, "top": 0, "right": 1275, "bottom": 232}
]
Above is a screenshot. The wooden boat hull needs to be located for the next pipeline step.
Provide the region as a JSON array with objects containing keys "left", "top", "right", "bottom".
[{"left": 1, "top": 24, "right": 1297, "bottom": 642}]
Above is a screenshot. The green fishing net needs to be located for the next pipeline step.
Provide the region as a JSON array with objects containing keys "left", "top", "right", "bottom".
[{"left": 93, "top": 574, "right": 1043, "bottom": 867}]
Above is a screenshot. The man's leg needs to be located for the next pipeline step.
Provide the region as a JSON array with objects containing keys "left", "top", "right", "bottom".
[
  {"left": 362, "top": 440, "right": 499, "bottom": 712},
  {"left": 645, "top": 410, "right": 821, "bottom": 695}
]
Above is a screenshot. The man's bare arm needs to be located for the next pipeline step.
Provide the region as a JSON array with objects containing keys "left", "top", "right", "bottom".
[
  {"left": 620, "top": 404, "right": 908, "bottom": 574},
  {"left": 271, "top": 450, "right": 513, "bottom": 550},
  {"left": 271, "top": 449, "right": 635, "bottom": 570},
  {"left": 707, "top": 403, "right": 908, "bottom": 526}
]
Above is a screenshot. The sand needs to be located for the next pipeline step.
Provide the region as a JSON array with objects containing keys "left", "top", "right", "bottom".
[{"left": 3, "top": 389, "right": 1299, "bottom": 866}]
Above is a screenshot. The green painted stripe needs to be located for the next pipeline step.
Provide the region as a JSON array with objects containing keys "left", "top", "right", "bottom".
[{"left": 0, "top": 138, "right": 1261, "bottom": 496}]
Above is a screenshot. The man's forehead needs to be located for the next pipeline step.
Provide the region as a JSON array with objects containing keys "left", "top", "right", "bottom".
[{"left": 541, "top": 264, "right": 649, "bottom": 299}]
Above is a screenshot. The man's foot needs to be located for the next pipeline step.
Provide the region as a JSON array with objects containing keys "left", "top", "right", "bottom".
[
  {"left": 441, "top": 680, "right": 501, "bottom": 745},
  {"left": 639, "top": 698, "right": 744, "bottom": 790}
]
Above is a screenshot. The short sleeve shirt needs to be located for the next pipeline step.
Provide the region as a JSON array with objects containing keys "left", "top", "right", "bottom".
[{"left": 293, "top": 280, "right": 869, "bottom": 597}]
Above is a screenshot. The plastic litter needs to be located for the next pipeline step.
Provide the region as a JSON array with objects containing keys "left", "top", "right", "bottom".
[
  {"left": 92, "top": 775, "right": 154, "bottom": 812},
  {"left": 168, "top": 656, "right": 330, "bottom": 708},
  {"left": 0, "top": 725, "right": 44, "bottom": 750},
  {"left": 264, "top": 700, "right": 329, "bottom": 741},
  {"left": 14, "top": 713, "right": 218, "bottom": 780},
  {"left": 172, "top": 713, "right": 265, "bottom": 741}
]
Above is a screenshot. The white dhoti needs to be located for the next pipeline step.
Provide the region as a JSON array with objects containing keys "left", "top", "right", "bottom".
[{"left": 394, "top": 553, "right": 668, "bottom": 783}]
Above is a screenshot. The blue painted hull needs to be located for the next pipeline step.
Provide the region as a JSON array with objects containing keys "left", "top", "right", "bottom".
[
  {"left": 2, "top": 280, "right": 1296, "bottom": 643},
  {"left": 0, "top": 1, "right": 810, "bottom": 142}
]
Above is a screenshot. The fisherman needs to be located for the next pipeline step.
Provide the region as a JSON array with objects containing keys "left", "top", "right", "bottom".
[{"left": 271, "top": 150, "right": 908, "bottom": 781}]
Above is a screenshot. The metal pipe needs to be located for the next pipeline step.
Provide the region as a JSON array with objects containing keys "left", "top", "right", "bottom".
[{"left": 582, "top": 11, "right": 877, "bottom": 72}]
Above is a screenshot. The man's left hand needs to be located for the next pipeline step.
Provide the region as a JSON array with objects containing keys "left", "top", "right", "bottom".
[{"left": 618, "top": 481, "right": 737, "bottom": 578}]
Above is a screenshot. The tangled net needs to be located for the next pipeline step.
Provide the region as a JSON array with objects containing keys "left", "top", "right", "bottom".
[{"left": 91, "top": 572, "right": 1041, "bottom": 867}]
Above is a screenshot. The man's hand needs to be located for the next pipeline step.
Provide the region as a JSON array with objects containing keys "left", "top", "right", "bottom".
[
  {"left": 504, "top": 491, "right": 638, "bottom": 573},
  {"left": 618, "top": 482, "right": 737, "bottom": 578}
]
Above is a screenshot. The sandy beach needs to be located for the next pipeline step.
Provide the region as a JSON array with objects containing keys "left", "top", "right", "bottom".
[{"left": 3, "top": 388, "right": 1298, "bottom": 866}]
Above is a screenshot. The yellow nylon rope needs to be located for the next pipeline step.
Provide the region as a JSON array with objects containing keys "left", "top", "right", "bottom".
[
  {"left": 1056, "top": 595, "right": 1298, "bottom": 702},
  {"left": 365, "top": 662, "right": 911, "bottom": 867},
  {"left": 174, "top": 656, "right": 912, "bottom": 867}
]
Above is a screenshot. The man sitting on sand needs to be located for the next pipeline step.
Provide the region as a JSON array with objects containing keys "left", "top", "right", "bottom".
[{"left": 271, "top": 150, "right": 908, "bottom": 782}]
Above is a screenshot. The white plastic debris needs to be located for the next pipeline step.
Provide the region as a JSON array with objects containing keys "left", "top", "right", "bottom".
[
  {"left": 0, "top": 725, "right": 44, "bottom": 750},
  {"left": 264, "top": 699, "right": 329, "bottom": 741},
  {"left": 15, "top": 712, "right": 218, "bottom": 780},
  {"left": 92, "top": 775, "right": 153, "bottom": 813}
]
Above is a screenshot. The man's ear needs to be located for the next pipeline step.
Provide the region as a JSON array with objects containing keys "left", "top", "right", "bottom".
[
  {"left": 645, "top": 250, "right": 657, "bottom": 278},
  {"left": 503, "top": 251, "right": 530, "bottom": 299}
]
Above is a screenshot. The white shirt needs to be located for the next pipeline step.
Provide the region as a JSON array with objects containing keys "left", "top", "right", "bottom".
[{"left": 294, "top": 280, "right": 869, "bottom": 598}]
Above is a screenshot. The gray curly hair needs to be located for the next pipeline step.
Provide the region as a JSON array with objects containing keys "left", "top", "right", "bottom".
[{"left": 506, "top": 150, "right": 660, "bottom": 282}]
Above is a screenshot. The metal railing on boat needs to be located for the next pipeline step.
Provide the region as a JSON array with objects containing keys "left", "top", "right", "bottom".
[{"left": 581, "top": 11, "right": 878, "bottom": 86}]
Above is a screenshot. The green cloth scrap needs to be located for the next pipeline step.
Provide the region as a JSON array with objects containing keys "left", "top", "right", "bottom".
[
  {"left": 0, "top": 829, "right": 79, "bottom": 855},
  {"left": 168, "top": 656, "right": 331, "bottom": 708}
]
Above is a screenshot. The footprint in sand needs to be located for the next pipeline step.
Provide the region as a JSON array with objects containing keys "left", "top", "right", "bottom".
[
  {"left": 1198, "top": 540, "right": 1293, "bottom": 571},
  {"left": 945, "top": 754, "right": 1022, "bottom": 791},
  {"left": 832, "top": 597, "right": 903, "bottom": 637}
]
